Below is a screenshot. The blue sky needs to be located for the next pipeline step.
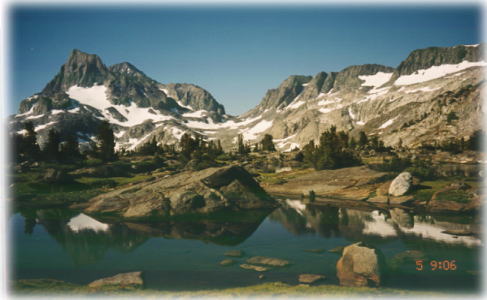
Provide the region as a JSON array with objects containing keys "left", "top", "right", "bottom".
[{"left": 10, "top": 5, "right": 481, "bottom": 115}]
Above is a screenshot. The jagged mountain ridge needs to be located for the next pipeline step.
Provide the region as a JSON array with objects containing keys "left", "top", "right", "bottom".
[
  {"left": 11, "top": 49, "right": 230, "bottom": 150},
  {"left": 9, "top": 44, "right": 485, "bottom": 152}
]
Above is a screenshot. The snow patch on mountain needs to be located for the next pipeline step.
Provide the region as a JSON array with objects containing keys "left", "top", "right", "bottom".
[
  {"left": 241, "top": 119, "right": 273, "bottom": 140},
  {"left": 287, "top": 99, "right": 306, "bottom": 110},
  {"left": 26, "top": 114, "right": 45, "bottom": 120},
  {"left": 394, "top": 60, "right": 487, "bottom": 86},
  {"left": 35, "top": 121, "right": 57, "bottom": 132},
  {"left": 68, "top": 85, "right": 174, "bottom": 127},
  {"left": 319, "top": 103, "right": 345, "bottom": 114},
  {"left": 275, "top": 134, "right": 300, "bottom": 151},
  {"left": 348, "top": 107, "right": 356, "bottom": 120},
  {"left": 359, "top": 72, "right": 393, "bottom": 88},
  {"left": 379, "top": 117, "right": 397, "bottom": 129},
  {"left": 405, "top": 86, "right": 441, "bottom": 94}
]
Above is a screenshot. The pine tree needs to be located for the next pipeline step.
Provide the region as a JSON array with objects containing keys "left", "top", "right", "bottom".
[
  {"left": 237, "top": 134, "right": 248, "bottom": 155},
  {"left": 358, "top": 131, "right": 368, "bottom": 148},
  {"left": 261, "top": 134, "right": 276, "bottom": 152},
  {"left": 61, "top": 133, "right": 81, "bottom": 162},
  {"left": 44, "top": 129, "right": 61, "bottom": 162},
  {"left": 96, "top": 121, "right": 116, "bottom": 161},
  {"left": 217, "top": 140, "right": 224, "bottom": 155},
  {"left": 179, "top": 133, "right": 198, "bottom": 161},
  {"left": 138, "top": 137, "right": 161, "bottom": 155},
  {"left": 22, "top": 121, "right": 40, "bottom": 161},
  {"left": 302, "top": 140, "right": 318, "bottom": 169}
]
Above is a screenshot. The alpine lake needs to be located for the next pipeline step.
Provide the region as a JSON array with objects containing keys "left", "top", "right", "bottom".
[{"left": 10, "top": 197, "right": 481, "bottom": 295}]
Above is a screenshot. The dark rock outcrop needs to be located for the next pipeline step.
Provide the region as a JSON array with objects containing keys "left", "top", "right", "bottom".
[{"left": 84, "top": 165, "right": 276, "bottom": 219}]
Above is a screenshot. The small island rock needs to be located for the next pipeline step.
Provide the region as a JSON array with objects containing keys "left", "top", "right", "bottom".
[
  {"left": 336, "top": 242, "right": 382, "bottom": 287},
  {"left": 88, "top": 271, "right": 143, "bottom": 288}
]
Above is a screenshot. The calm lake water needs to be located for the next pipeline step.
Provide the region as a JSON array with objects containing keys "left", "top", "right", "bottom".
[{"left": 10, "top": 200, "right": 481, "bottom": 294}]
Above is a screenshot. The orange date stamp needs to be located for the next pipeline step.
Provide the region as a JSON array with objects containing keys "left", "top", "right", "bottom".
[{"left": 416, "top": 260, "right": 457, "bottom": 271}]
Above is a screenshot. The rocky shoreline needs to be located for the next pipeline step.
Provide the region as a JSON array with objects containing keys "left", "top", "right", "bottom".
[{"left": 260, "top": 166, "right": 481, "bottom": 214}]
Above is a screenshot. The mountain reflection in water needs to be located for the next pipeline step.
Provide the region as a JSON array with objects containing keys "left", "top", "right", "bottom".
[
  {"left": 270, "top": 200, "right": 481, "bottom": 248},
  {"left": 12, "top": 200, "right": 481, "bottom": 292},
  {"left": 17, "top": 208, "right": 271, "bottom": 265}
]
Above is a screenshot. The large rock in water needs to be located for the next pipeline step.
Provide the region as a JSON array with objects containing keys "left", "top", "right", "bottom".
[
  {"left": 336, "top": 242, "right": 382, "bottom": 287},
  {"left": 388, "top": 172, "right": 412, "bottom": 196},
  {"left": 84, "top": 165, "right": 276, "bottom": 219},
  {"left": 88, "top": 271, "right": 143, "bottom": 288}
]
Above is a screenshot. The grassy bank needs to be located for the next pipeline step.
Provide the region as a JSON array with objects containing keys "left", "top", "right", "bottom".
[{"left": 13, "top": 279, "right": 443, "bottom": 297}]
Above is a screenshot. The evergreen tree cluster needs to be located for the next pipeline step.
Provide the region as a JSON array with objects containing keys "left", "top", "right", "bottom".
[
  {"left": 179, "top": 133, "right": 224, "bottom": 162},
  {"left": 236, "top": 134, "right": 251, "bottom": 155},
  {"left": 302, "top": 126, "right": 361, "bottom": 170},
  {"left": 419, "top": 130, "right": 484, "bottom": 154},
  {"left": 11, "top": 120, "right": 117, "bottom": 164},
  {"left": 260, "top": 134, "right": 276, "bottom": 152}
]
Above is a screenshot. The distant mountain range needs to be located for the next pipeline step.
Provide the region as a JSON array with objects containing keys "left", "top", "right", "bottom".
[{"left": 9, "top": 44, "right": 484, "bottom": 151}]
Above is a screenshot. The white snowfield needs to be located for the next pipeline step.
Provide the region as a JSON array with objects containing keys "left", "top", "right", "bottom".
[
  {"left": 241, "top": 119, "right": 273, "bottom": 140},
  {"left": 34, "top": 121, "right": 57, "bottom": 132},
  {"left": 67, "top": 85, "right": 174, "bottom": 126},
  {"left": 287, "top": 100, "right": 306, "bottom": 110},
  {"left": 25, "top": 114, "right": 45, "bottom": 120},
  {"left": 394, "top": 60, "right": 487, "bottom": 86},
  {"left": 171, "top": 127, "right": 185, "bottom": 139},
  {"left": 348, "top": 107, "right": 356, "bottom": 120},
  {"left": 357, "top": 86, "right": 390, "bottom": 104},
  {"left": 405, "top": 86, "right": 441, "bottom": 94},
  {"left": 126, "top": 132, "right": 154, "bottom": 151},
  {"left": 379, "top": 117, "right": 396, "bottom": 129},
  {"left": 67, "top": 213, "right": 109, "bottom": 233},
  {"left": 319, "top": 105, "right": 343, "bottom": 114},
  {"left": 274, "top": 134, "right": 298, "bottom": 151},
  {"left": 358, "top": 72, "right": 393, "bottom": 88}
]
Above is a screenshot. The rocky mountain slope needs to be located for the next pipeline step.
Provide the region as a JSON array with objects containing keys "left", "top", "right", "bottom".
[
  {"left": 9, "top": 44, "right": 485, "bottom": 152},
  {"left": 224, "top": 44, "right": 485, "bottom": 150}
]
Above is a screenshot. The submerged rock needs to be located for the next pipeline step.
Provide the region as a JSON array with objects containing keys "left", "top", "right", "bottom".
[
  {"left": 328, "top": 246, "right": 344, "bottom": 254},
  {"left": 304, "top": 248, "right": 325, "bottom": 254},
  {"left": 83, "top": 165, "right": 277, "bottom": 219},
  {"left": 388, "top": 172, "right": 412, "bottom": 196},
  {"left": 298, "top": 274, "right": 326, "bottom": 284},
  {"left": 88, "top": 271, "right": 143, "bottom": 288},
  {"left": 219, "top": 259, "right": 236, "bottom": 266},
  {"left": 391, "top": 250, "right": 426, "bottom": 263},
  {"left": 336, "top": 242, "right": 382, "bottom": 287},
  {"left": 246, "top": 256, "right": 290, "bottom": 267},
  {"left": 224, "top": 250, "right": 244, "bottom": 257},
  {"left": 240, "top": 264, "right": 268, "bottom": 272}
]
